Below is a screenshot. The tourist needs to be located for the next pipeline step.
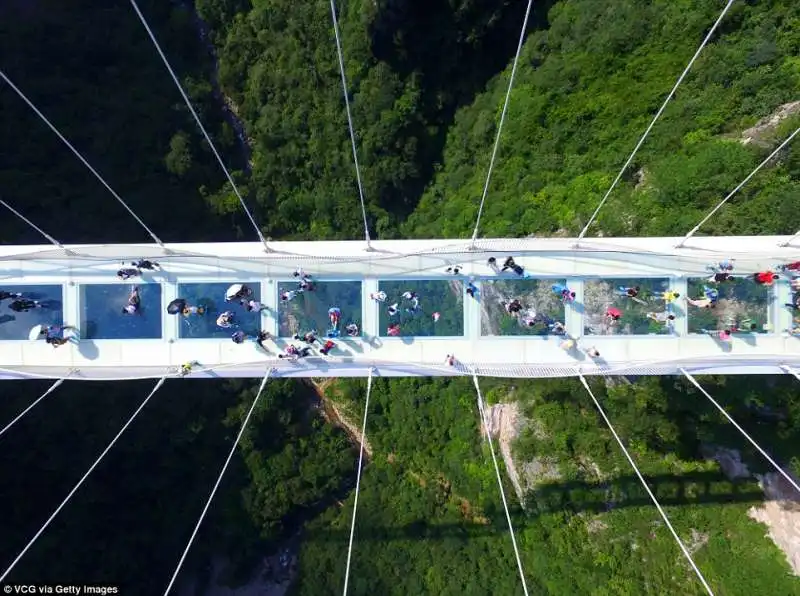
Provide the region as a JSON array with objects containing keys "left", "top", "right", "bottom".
[
  {"left": 753, "top": 271, "right": 779, "bottom": 285},
  {"left": 8, "top": 298, "right": 42, "bottom": 312},
  {"left": 328, "top": 307, "right": 341, "bottom": 330},
  {"left": 778, "top": 261, "right": 800, "bottom": 272},
  {"left": 131, "top": 259, "right": 160, "bottom": 271},
  {"left": 551, "top": 283, "right": 576, "bottom": 302},
  {"left": 647, "top": 312, "right": 675, "bottom": 323},
  {"left": 0, "top": 290, "right": 22, "bottom": 302},
  {"left": 583, "top": 346, "right": 600, "bottom": 358},
  {"left": 686, "top": 297, "right": 715, "bottom": 308},
  {"left": 45, "top": 336, "right": 69, "bottom": 348},
  {"left": 243, "top": 299, "right": 267, "bottom": 312},
  {"left": 255, "top": 331, "right": 271, "bottom": 351},
  {"left": 708, "top": 271, "right": 734, "bottom": 283},
  {"left": 293, "top": 331, "right": 318, "bottom": 344},
  {"left": 707, "top": 259, "right": 735, "bottom": 272},
  {"left": 121, "top": 287, "right": 141, "bottom": 315},
  {"left": 617, "top": 286, "right": 640, "bottom": 298},
  {"left": 216, "top": 311, "right": 235, "bottom": 328},
  {"left": 117, "top": 267, "right": 140, "bottom": 281}
]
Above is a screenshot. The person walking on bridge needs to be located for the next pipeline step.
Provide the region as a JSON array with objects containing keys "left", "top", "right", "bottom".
[
  {"left": 117, "top": 267, "right": 140, "bottom": 281},
  {"left": 8, "top": 298, "right": 42, "bottom": 312},
  {"left": 216, "top": 311, "right": 235, "bottom": 328},
  {"left": 0, "top": 290, "right": 22, "bottom": 303},
  {"left": 753, "top": 271, "right": 779, "bottom": 286},
  {"left": 131, "top": 259, "right": 160, "bottom": 271},
  {"left": 662, "top": 289, "right": 680, "bottom": 303},
  {"left": 687, "top": 296, "right": 715, "bottom": 309},
  {"left": 647, "top": 312, "right": 675, "bottom": 324},
  {"left": 551, "top": 283, "right": 576, "bottom": 303},
  {"left": 121, "top": 287, "right": 141, "bottom": 315}
]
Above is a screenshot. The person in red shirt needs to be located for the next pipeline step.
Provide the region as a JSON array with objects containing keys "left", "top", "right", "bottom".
[
  {"left": 605, "top": 307, "right": 622, "bottom": 324},
  {"left": 320, "top": 340, "right": 336, "bottom": 355},
  {"left": 753, "top": 271, "right": 779, "bottom": 285},
  {"left": 387, "top": 323, "right": 401, "bottom": 336}
]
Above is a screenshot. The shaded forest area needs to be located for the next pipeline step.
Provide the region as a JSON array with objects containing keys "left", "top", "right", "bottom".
[{"left": 1, "top": 0, "right": 800, "bottom": 595}]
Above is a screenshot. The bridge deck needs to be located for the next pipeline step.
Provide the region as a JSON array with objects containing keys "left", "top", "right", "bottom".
[{"left": 1, "top": 236, "right": 799, "bottom": 380}]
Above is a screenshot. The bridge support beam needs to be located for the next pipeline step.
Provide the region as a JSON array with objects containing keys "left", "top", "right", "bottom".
[{"left": 362, "top": 279, "right": 379, "bottom": 351}]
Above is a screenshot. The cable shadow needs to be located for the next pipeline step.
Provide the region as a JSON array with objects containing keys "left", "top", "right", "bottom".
[
  {"left": 735, "top": 333, "right": 759, "bottom": 346},
  {"left": 344, "top": 340, "right": 365, "bottom": 354},
  {"left": 301, "top": 470, "right": 765, "bottom": 543}
]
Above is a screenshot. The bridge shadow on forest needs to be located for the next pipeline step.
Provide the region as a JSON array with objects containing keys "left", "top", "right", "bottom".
[{"left": 305, "top": 470, "right": 769, "bottom": 543}]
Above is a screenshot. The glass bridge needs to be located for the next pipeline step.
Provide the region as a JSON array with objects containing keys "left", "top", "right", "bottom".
[{"left": 0, "top": 235, "right": 798, "bottom": 380}]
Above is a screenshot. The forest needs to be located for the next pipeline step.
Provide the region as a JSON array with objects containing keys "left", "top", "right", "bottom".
[{"left": 1, "top": 0, "right": 800, "bottom": 594}]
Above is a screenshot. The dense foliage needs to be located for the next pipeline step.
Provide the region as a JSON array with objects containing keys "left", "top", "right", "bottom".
[
  {"left": 407, "top": 0, "right": 800, "bottom": 239},
  {"left": 1, "top": 0, "right": 799, "bottom": 594}
]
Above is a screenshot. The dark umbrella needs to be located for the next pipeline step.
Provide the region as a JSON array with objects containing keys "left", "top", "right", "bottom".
[{"left": 167, "top": 298, "right": 187, "bottom": 315}]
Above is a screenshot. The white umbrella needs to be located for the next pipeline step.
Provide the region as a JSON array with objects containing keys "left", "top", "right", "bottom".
[
  {"left": 225, "top": 284, "right": 243, "bottom": 301},
  {"left": 28, "top": 324, "right": 45, "bottom": 341}
]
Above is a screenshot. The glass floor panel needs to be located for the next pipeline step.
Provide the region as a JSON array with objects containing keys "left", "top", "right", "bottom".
[
  {"left": 378, "top": 280, "right": 463, "bottom": 337},
  {"left": 277, "top": 280, "right": 362, "bottom": 338},
  {"left": 687, "top": 277, "right": 770, "bottom": 334},
  {"left": 584, "top": 278, "right": 673, "bottom": 335},
  {"left": 481, "top": 279, "right": 567, "bottom": 336},
  {"left": 177, "top": 282, "right": 263, "bottom": 339},
  {"left": 80, "top": 283, "right": 162, "bottom": 340},
  {"left": 0, "top": 284, "right": 64, "bottom": 340}
]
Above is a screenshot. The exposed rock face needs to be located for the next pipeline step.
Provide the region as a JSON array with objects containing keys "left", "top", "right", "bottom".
[
  {"left": 700, "top": 445, "right": 751, "bottom": 479},
  {"left": 701, "top": 444, "right": 800, "bottom": 575},
  {"left": 748, "top": 472, "right": 800, "bottom": 576},
  {"left": 484, "top": 402, "right": 527, "bottom": 504},
  {"left": 740, "top": 101, "right": 800, "bottom": 147}
]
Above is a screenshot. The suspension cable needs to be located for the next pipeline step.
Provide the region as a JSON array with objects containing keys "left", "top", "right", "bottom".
[
  {"left": 0, "top": 378, "right": 66, "bottom": 440},
  {"left": 128, "top": 0, "right": 269, "bottom": 253},
  {"left": 680, "top": 369, "right": 800, "bottom": 495},
  {"left": 780, "top": 226, "right": 800, "bottom": 247},
  {"left": 329, "top": 0, "right": 371, "bottom": 248},
  {"left": 471, "top": 0, "right": 533, "bottom": 247},
  {"left": 576, "top": 0, "right": 735, "bottom": 244},
  {"left": 342, "top": 368, "right": 374, "bottom": 595},
  {"left": 0, "top": 199, "right": 63, "bottom": 248},
  {"left": 472, "top": 373, "right": 529, "bottom": 596},
  {"left": 578, "top": 374, "right": 714, "bottom": 595},
  {"left": 0, "top": 377, "right": 165, "bottom": 583},
  {"left": 679, "top": 126, "right": 800, "bottom": 247},
  {"left": 0, "top": 69, "right": 165, "bottom": 247},
  {"left": 164, "top": 370, "right": 272, "bottom": 595},
  {"left": 781, "top": 365, "right": 800, "bottom": 383}
]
